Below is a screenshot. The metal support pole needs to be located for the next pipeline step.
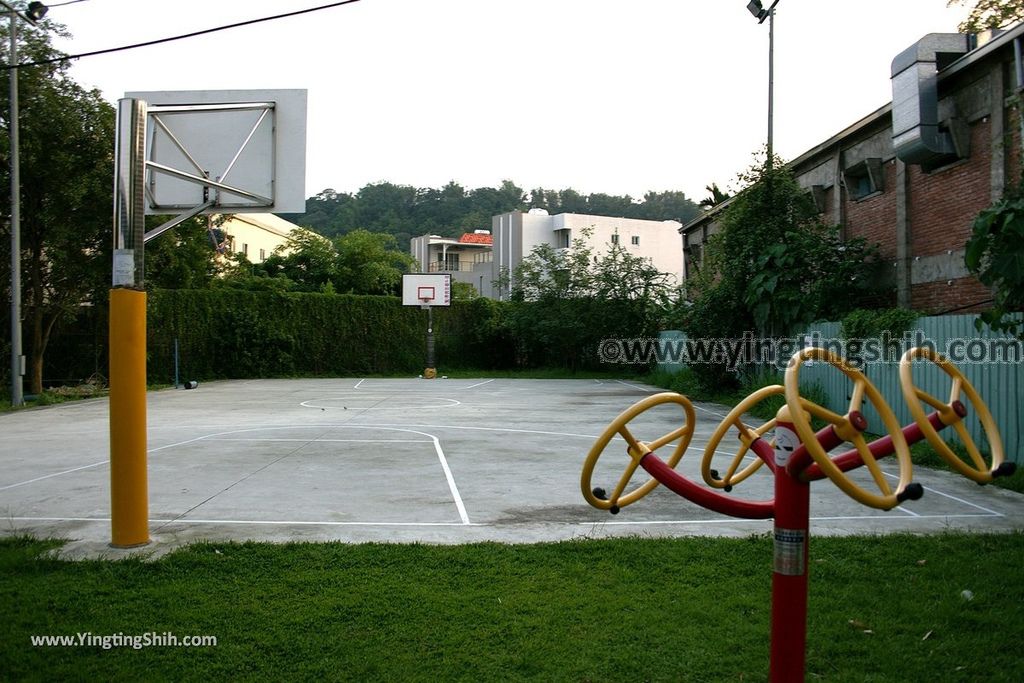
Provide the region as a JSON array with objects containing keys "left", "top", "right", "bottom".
[
  {"left": 8, "top": 9, "right": 23, "bottom": 406},
  {"left": 424, "top": 305, "right": 436, "bottom": 379},
  {"left": 769, "top": 412, "right": 810, "bottom": 683},
  {"left": 109, "top": 98, "right": 149, "bottom": 547},
  {"left": 767, "top": 6, "right": 774, "bottom": 168}
]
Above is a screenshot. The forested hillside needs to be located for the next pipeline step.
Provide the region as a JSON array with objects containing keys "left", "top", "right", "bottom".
[{"left": 282, "top": 180, "right": 701, "bottom": 250}]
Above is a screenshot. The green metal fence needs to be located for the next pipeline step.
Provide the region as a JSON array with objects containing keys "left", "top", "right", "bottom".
[
  {"left": 798, "top": 316, "right": 1021, "bottom": 465},
  {"left": 658, "top": 316, "right": 1022, "bottom": 464}
]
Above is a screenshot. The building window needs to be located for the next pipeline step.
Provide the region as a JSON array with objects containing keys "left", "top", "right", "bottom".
[
  {"left": 631, "top": 235, "right": 640, "bottom": 246},
  {"left": 611, "top": 234, "right": 619, "bottom": 245},
  {"left": 242, "top": 243, "right": 249, "bottom": 256},
  {"left": 445, "top": 253, "right": 460, "bottom": 271},
  {"left": 843, "top": 158, "right": 884, "bottom": 200},
  {"left": 259, "top": 248, "right": 266, "bottom": 261}
]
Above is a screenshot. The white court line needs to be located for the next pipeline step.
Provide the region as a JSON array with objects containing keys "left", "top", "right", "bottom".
[
  {"left": 7, "top": 513, "right": 999, "bottom": 527},
  {"left": 1, "top": 430, "right": 249, "bottom": 490},
  {"left": 882, "top": 470, "right": 1002, "bottom": 516},
  {"left": 6, "top": 517, "right": 480, "bottom": 527},
  {"left": 615, "top": 379, "right": 654, "bottom": 393},
  {"left": 207, "top": 438, "right": 431, "bottom": 444},
  {"left": 168, "top": 424, "right": 472, "bottom": 526},
  {"left": 587, "top": 512, "right": 1001, "bottom": 526},
  {"left": 429, "top": 435, "right": 471, "bottom": 525},
  {"left": 611, "top": 380, "right": 730, "bottom": 420},
  {"left": 360, "top": 422, "right": 599, "bottom": 440},
  {"left": 463, "top": 379, "right": 495, "bottom": 390},
  {"left": 354, "top": 379, "right": 365, "bottom": 389},
  {"left": 0, "top": 460, "right": 109, "bottom": 491},
  {"left": 300, "top": 397, "right": 462, "bottom": 409}
]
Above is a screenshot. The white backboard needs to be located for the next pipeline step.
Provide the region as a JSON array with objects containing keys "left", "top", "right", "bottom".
[
  {"left": 125, "top": 89, "right": 307, "bottom": 214},
  {"left": 402, "top": 273, "right": 452, "bottom": 306}
]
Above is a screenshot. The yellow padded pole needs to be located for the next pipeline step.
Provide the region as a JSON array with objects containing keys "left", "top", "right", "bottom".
[{"left": 109, "top": 288, "right": 149, "bottom": 547}]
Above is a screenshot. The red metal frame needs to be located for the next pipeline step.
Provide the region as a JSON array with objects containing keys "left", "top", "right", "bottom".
[{"left": 637, "top": 409, "right": 953, "bottom": 683}]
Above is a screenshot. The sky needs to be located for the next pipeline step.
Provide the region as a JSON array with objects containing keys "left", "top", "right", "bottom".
[{"left": 43, "top": 0, "right": 973, "bottom": 204}]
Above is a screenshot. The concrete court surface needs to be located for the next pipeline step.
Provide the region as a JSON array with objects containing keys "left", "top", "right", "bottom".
[{"left": 1, "top": 377, "right": 1022, "bottom": 558}]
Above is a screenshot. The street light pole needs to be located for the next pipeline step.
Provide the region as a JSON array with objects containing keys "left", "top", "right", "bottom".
[
  {"left": 7, "top": 5, "right": 22, "bottom": 406},
  {"left": 4, "top": 1, "right": 46, "bottom": 406},
  {"left": 767, "top": 3, "right": 774, "bottom": 167},
  {"left": 747, "top": 0, "right": 780, "bottom": 170}
]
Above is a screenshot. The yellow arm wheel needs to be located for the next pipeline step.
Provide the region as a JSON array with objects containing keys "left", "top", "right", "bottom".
[
  {"left": 701, "top": 385, "right": 780, "bottom": 490},
  {"left": 784, "top": 348, "right": 918, "bottom": 511},
  {"left": 581, "top": 392, "right": 696, "bottom": 512},
  {"left": 899, "top": 347, "right": 1009, "bottom": 484}
]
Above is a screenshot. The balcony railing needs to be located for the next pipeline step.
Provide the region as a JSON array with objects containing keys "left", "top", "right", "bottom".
[{"left": 427, "top": 256, "right": 492, "bottom": 273}]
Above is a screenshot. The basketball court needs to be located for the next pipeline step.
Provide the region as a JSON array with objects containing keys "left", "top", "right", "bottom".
[
  {"left": 1, "top": 377, "right": 1021, "bottom": 558},
  {"left": 3, "top": 89, "right": 1019, "bottom": 557}
]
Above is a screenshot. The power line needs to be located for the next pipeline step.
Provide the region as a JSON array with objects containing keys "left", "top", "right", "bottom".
[{"left": 2, "top": 0, "right": 362, "bottom": 70}]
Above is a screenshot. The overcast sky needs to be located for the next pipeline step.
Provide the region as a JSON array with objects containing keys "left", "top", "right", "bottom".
[{"left": 46, "top": 0, "right": 972, "bottom": 204}]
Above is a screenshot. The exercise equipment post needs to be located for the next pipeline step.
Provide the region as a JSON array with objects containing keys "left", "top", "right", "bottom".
[{"left": 582, "top": 347, "right": 1015, "bottom": 682}]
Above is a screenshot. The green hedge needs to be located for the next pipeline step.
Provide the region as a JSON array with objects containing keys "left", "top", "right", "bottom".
[
  {"left": 146, "top": 289, "right": 515, "bottom": 382},
  {"left": 36, "top": 289, "right": 650, "bottom": 385}
]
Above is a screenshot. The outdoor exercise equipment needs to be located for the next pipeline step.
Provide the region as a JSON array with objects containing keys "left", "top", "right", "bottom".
[{"left": 581, "top": 347, "right": 1016, "bottom": 682}]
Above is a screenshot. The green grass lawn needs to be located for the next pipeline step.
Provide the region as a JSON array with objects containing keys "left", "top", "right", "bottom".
[{"left": 3, "top": 533, "right": 1023, "bottom": 682}]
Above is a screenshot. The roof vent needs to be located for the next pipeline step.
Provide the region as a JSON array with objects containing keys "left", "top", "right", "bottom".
[
  {"left": 527, "top": 208, "right": 549, "bottom": 215},
  {"left": 891, "top": 33, "right": 969, "bottom": 165}
]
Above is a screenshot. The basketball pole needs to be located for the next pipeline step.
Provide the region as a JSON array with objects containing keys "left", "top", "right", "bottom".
[
  {"left": 424, "top": 303, "right": 436, "bottom": 379},
  {"left": 109, "top": 98, "right": 149, "bottom": 548}
]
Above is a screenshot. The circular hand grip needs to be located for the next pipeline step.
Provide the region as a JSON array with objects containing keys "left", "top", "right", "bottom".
[
  {"left": 784, "top": 348, "right": 915, "bottom": 510},
  {"left": 581, "top": 392, "right": 696, "bottom": 512},
  {"left": 701, "top": 385, "right": 780, "bottom": 489},
  {"left": 899, "top": 347, "right": 1007, "bottom": 484}
]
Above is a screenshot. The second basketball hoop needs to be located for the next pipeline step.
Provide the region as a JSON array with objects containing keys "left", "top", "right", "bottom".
[{"left": 402, "top": 274, "right": 452, "bottom": 379}]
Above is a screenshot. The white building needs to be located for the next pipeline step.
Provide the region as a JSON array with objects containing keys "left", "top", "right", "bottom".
[
  {"left": 409, "top": 231, "right": 495, "bottom": 294},
  {"left": 489, "top": 210, "right": 684, "bottom": 299},
  {"left": 215, "top": 213, "right": 316, "bottom": 263}
]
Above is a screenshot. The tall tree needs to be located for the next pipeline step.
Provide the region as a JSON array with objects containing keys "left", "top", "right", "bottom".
[
  {"left": 949, "top": 0, "right": 1024, "bottom": 32},
  {"left": 680, "top": 155, "right": 881, "bottom": 386},
  {"left": 699, "top": 183, "right": 731, "bottom": 209},
  {"left": 0, "top": 19, "right": 116, "bottom": 394},
  {"left": 144, "top": 217, "right": 222, "bottom": 289},
  {"left": 501, "top": 228, "right": 675, "bottom": 369}
]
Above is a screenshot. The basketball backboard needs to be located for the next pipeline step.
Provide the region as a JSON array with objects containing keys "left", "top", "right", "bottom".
[
  {"left": 124, "top": 89, "right": 307, "bottom": 215},
  {"left": 402, "top": 273, "right": 452, "bottom": 307}
]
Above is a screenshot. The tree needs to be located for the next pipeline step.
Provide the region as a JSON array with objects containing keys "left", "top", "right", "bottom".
[
  {"left": 502, "top": 228, "right": 676, "bottom": 369},
  {"left": 0, "top": 19, "right": 116, "bottom": 394},
  {"left": 680, "top": 154, "right": 882, "bottom": 384},
  {"left": 144, "top": 217, "right": 222, "bottom": 289},
  {"left": 699, "top": 183, "right": 731, "bottom": 209},
  {"left": 334, "top": 229, "right": 415, "bottom": 295},
  {"left": 964, "top": 184, "right": 1024, "bottom": 339},
  {"left": 949, "top": 0, "right": 1024, "bottom": 33},
  {"left": 253, "top": 230, "right": 338, "bottom": 292},
  {"left": 235, "top": 228, "right": 415, "bottom": 295},
  {"left": 636, "top": 190, "right": 701, "bottom": 224}
]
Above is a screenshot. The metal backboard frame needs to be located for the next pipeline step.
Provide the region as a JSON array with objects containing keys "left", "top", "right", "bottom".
[{"left": 125, "top": 89, "right": 307, "bottom": 217}]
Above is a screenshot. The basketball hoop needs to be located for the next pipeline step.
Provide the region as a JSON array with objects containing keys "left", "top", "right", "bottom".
[{"left": 420, "top": 297, "right": 432, "bottom": 310}]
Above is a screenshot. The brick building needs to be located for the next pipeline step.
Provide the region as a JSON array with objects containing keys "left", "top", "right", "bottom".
[{"left": 681, "top": 25, "right": 1023, "bottom": 314}]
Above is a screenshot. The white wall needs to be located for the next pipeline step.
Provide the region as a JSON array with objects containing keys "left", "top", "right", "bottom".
[{"left": 490, "top": 211, "right": 683, "bottom": 298}]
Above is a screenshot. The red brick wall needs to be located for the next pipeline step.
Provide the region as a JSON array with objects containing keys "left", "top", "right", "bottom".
[
  {"left": 907, "top": 120, "right": 992, "bottom": 258},
  {"left": 843, "top": 162, "right": 899, "bottom": 257},
  {"left": 911, "top": 276, "right": 993, "bottom": 314}
]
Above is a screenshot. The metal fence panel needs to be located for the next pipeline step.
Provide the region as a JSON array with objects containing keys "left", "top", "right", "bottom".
[{"left": 799, "top": 316, "right": 1021, "bottom": 464}]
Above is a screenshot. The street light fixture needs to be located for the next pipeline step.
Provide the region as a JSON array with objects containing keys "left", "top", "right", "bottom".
[
  {"left": 747, "top": 0, "right": 780, "bottom": 167},
  {"left": 3, "top": 0, "right": 47, "bottom": 406}
]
